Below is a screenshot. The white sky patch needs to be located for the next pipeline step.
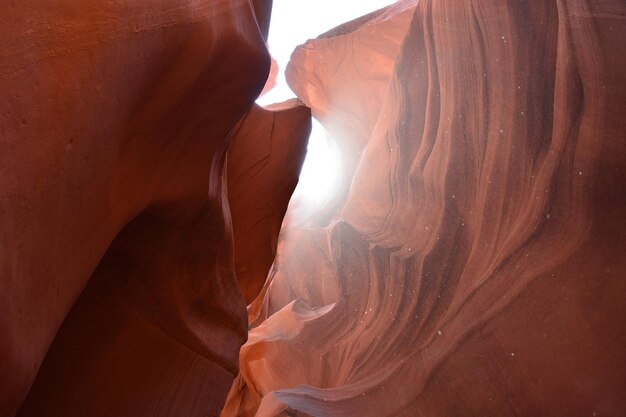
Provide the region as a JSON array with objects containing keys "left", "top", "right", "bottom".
[{"left": 259, "top": 0, "right": 396, "bottom": 212}]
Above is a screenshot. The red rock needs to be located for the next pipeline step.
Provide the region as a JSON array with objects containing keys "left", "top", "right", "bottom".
[
  {"left": 3, "top": 0, "right": 625, "bottom": 415},
  {"left": 0, "top": 1, "right": 310, "bottom": 416},
  {"left": 16, "top": 100, "right": 311, "bottom": 417},
  {"left": 224, "top": 0, "right": 626, "bottom": 416},
  {"left": 228, "top": 101, "right": 311, "bottom": 304}
]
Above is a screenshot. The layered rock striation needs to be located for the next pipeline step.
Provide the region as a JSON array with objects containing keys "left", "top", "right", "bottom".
[
  {"left": 2, "top": 0, "right": 625, "bottom": 416},
  {"left": 224, "top": 0, "right": 626, "bottom": 416}
]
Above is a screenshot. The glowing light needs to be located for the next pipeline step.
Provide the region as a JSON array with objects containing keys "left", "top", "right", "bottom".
[
  {"left": 258, "top": 0, "right": 396, "bottom": 208},
  {"left": 291, "top": 119, "right": 343, "bottom": 210}
]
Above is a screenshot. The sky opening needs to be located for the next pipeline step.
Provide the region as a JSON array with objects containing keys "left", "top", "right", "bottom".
[{"left": 258, "top": 0, "right": 396, "bottom": 213}]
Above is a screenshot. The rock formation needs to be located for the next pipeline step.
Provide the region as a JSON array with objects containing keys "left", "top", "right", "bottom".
[
  {"left": 1, "top": 1, "right": 309, "bottom": 416},
  {"left": 228, "top": 102, "right": 311, "bottom": 304},
  {"left": 2, "top": 0, "right": 625, "bottom": 416},
  {"left": 224, "top": 0, "right": 626, "bottom": 416}
]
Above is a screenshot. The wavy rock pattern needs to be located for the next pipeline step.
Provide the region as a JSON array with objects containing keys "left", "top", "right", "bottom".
[
  {"left": 225, "top": 1, "right": 626, "bottom": 416},
  {"left": 1, "top": 1, "right": 310, "bottom": 416},
  {"left": 285, "top": 1, "right": 415, "bottom": 225}
]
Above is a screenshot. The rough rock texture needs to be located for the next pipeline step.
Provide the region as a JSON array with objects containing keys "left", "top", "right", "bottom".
[
  {"left": 1, "top": 1, "right": 310, "bottom": 416},
  {"left": 224, "top": 1, "right": 626, "bottom": 416}
]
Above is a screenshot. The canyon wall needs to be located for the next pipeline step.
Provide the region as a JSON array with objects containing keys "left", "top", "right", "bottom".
[
  {"left": 1, "top": 1, "right": 310, "bottom": 416},
  {"left": 1, "top": 0, "right": 625, "bottom": 416},
  {"left": 224, "top": 0, "right": 626, "bottom": 416}
]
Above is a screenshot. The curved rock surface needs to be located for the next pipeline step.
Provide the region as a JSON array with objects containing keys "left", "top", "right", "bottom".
[
  {"left": 228, "top": 102, "right": 311, "bottom": 304},
  {"left": 285, "top": 0, "right": 415, "bottom": 225},
  {"left": 1, "top": 1, "right": 310, "bottom": 416},
  {"left": 2, "top": 0, "right": 625, "bottom": 416},
  {"left": 224, "top": 0, "right": 626, "bottom": 416}
]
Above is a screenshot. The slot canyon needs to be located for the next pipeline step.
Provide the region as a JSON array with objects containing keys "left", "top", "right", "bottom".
[{"left": 1, "top": 1, "right": 625, "bottom": 416}]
